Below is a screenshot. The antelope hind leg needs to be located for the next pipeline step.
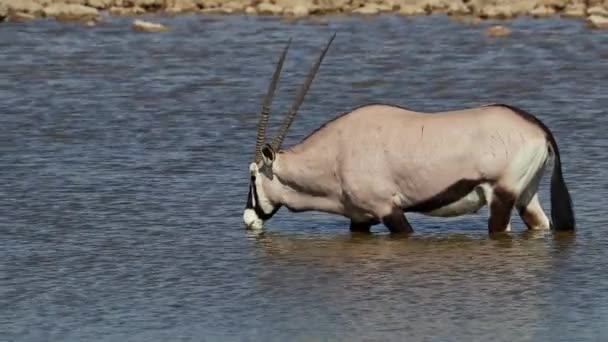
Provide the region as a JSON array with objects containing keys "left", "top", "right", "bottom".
[{"left": 517, "top": 193, "right": 551, "bottom": 230}]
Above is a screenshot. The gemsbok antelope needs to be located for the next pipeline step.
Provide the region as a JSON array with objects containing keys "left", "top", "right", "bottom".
[{"left": 243, "top": 34, "right": 575, "bottom": 234}]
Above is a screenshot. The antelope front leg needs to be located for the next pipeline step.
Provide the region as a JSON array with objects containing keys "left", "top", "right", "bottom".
[
  {"left": 350, "top": 220, "right": 372, "bottom": 233},
  {"left": 381, "top": 209, "right": 414, "bottom": 234}
]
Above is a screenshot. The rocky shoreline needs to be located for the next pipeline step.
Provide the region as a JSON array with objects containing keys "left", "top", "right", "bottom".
[{"left": 1, "top": 0, "right": 608, "bottom": 29}]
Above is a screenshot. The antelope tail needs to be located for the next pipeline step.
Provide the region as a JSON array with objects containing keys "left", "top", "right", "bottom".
[{"left": 549, "top": 140, "right": 575, "bottom": 231}]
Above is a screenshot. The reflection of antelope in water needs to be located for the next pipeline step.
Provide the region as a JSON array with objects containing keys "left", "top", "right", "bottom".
[
  {"left": 248, "top": 232, "right": 577, "bottom": 340},
  {"left": 243, "top": 34, "right": 575, "bottom": 235},
  {"left": 251, "top": 230, "right": 569, "bottom": 265}
]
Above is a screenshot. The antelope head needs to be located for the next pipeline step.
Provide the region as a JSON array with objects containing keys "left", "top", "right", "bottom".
[{"left": 243, "top": 34, "right": 336, "bottom": 230}]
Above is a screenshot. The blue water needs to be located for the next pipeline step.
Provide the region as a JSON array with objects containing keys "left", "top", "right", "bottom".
[{"left": 1, "top": 14, "right": 607, "bottom": 341}]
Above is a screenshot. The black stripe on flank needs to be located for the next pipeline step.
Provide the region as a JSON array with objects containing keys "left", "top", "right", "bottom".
[{"left": 405, "top": 179, "right": 487, "bottom": 214}]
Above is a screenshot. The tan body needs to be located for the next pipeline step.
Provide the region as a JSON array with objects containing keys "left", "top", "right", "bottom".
[
  {"left": 247, "top": 103, "right": 574, "bottom": 234},
  {"left": 243, "top": 35, "right": 574, "bottom": 234}
]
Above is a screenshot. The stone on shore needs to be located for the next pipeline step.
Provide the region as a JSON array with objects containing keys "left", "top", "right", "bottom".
[
  {"left": 109, "top": 6, "right": 146, "bottom": 15},
  {"left": 257, "top": 2, "right": 283, "bottom": 15},
  {"left": 165, "top": 0, "right": 199, "bottom": 14},
  {"left": 220, "top": 1, "right": 249, "bottom": 12},
  {"left": 562, "top": 2, "right": 587, "bottom": 17},
  {"left": 587, "top": 14, "right": 608, "bottom": 29},
  {"left": 43, "top": 3, "right": 99, "bottom": 21},
  {"left": 530, "top": 5, "right": 556, "bottom": 17},
  {"left": 0, "top": 3, "right": 8, "bottom": 21},
  {"left": 473, "top": 1, "right": 535, "bottom": 19},
  {"left": 485, "top": 25, "right": 512, "bottom": 37},
  {"left": 587, "top": 5, "right": 608, "bottom": 16},
  {"left": 539, "top": 0, "right": 567, "bottom": 7},
  {"left": 284, "top": 4, "right": 310, "bottom": 17},
  {"left": 398, "top": 4, "right": 427, "bottom": 16},
  {"left": 352, "top": 3, "right": 392, "bottom": 15},
  {"left": 477, "top": 5, "right": 515, "bottom": 19},
  {"left": 87, "top": 0, "right": 114, "bottom": 9},
  {"left": 132, "top": 18, "right": 168, "bottom": 31},
  {"left": 445, "top": 1, "right": 470, "bottom": 15},
  {"left": 127, "top": 0, "right": 165, "bottom": 7},
  {"left": 3, "top": 0, "right": 43, "bottom": 16},
  {"left": 10, "top": 11, "right": 36, "bottom": 21},
  {"left": 309, "top": 0, "right": 346, "bottom": 14}
]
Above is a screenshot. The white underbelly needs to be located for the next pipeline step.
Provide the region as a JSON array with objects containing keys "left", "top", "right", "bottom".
[{"left": 424, "top": 185, "right": 489, "bottom": 218}]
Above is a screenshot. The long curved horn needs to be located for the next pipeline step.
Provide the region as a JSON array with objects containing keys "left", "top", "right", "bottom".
[
  {"left": 270, "top": 33, "right": 336, "bottom": 152},
  {"left": 254, "top": 38, "right": 292, "bottom": 163}
]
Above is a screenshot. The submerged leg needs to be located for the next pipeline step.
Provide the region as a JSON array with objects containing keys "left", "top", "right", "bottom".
[
  {"left": 381, "top": 209, "right": 414, "bottom": 234},
  {"left": 488, "top": 188, "right": 515, "bottom": 233},
  {"left": 350, "top": 220, "right": 372, "bottom": 233},
  {"left": 517, "top": 193, "right": 551, "bottom": 230}
]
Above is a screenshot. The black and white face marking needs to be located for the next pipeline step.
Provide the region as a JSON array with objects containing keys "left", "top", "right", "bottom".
[{"left": 243, "top": 163, "right": 280, "bottom": 230}]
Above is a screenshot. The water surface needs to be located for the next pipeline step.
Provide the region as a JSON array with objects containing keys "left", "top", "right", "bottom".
[{"left": 1, "top": 14, "right": 607, "bottom": 341}]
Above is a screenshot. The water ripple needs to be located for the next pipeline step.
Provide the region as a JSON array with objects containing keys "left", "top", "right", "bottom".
[{"left": 0, "top": 14, "right": 607, "bottom": 342}]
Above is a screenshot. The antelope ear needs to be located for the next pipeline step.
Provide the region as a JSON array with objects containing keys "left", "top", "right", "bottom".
[{"left": 261, "top": 144, "right": 276, "bottom": 168}]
